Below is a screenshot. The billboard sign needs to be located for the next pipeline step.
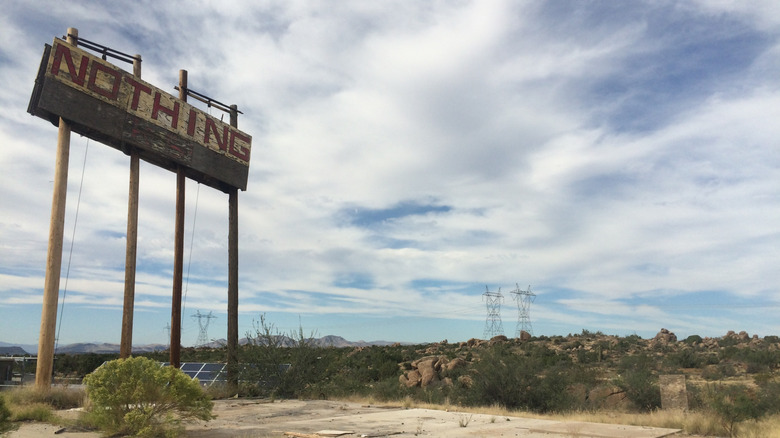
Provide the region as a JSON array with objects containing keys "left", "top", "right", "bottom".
[{"left": 28, "top": 38, "right": 252, "bottom": 191}]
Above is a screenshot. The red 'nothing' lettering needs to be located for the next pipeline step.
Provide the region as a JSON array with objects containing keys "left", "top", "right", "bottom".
[
  {"left": 152, "top": 92, "right": 179, "bottom": 129},
  {"left": 124, "top": 77, "right": 152, "bottom": 110},
  {"left": 50, "top": 44, "right": 88, "bottom": 86},
  {"left": 229, "top": 131, "right": 251, "bottom": 161},
  {"left": 87, "top": 62, "right": 122, "bottom": 100},
  {"left": 48, "top": 40, "right": 251, "bottom": 166},
  {"left": 204, "top": 118, "right": 229, "bottom": 152}
]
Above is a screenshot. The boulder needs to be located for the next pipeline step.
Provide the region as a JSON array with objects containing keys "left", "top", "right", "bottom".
[
  {"left": 489, "top": 335, "right": 509, "bottom": 345},
  {"left": 446, "top": 358, "right": 468, "bottom": 371},
  {"left": 403, "top": 369, "right": 421, "bottom": 388},
  {"left": 588, "top": 384, "right": 630, "bottom": 410},
  {"left": 420, "top": 366, "right": 439, "bottom": 387},
  {"left": 654, "top": 328, "right": 677, "bottom": 343}
]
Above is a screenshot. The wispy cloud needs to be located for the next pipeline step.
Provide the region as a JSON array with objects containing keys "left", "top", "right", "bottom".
[{"left": 2, "top": 1, "right": 779, "bottom": 346}]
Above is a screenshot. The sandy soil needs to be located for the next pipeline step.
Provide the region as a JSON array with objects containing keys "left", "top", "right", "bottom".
[{"left": 7, "top": 399, "right": 684, "bottom": 437}]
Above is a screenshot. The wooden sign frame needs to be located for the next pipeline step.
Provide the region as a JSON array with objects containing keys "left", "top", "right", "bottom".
[{"left": 28, "top": 38, "right": 252, "bottom": 191}]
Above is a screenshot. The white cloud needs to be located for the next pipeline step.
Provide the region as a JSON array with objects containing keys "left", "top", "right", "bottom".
[{"left": 3, "top": 1, "right": 780, "bottom": 345}]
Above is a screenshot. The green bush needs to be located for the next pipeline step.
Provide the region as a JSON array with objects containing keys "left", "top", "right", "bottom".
[
  {"left": 458, "top": 345, "right": 574, "bottom": 412},
  {"left": 0, "top": 394, "right": 14, "bottom": 434},
  {"left": 83, "top": 357, "right": 213, "bottom": 437},
  {"left": 615, "top": 354, "right": 661, "bottom": 411},
  {"left": 666, "top": 348, "right": 703, "bottom": 369},
  {"left": 706, "top": 384, "right": 765, "bottom": 437},
  {"left": 683, "top": 335, "right": 703, "bottom": 345}
]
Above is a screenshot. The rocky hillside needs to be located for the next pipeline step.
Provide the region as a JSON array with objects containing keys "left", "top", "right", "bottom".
[{"left": 395, "top": 329, "right": 780, "bottom": 411}]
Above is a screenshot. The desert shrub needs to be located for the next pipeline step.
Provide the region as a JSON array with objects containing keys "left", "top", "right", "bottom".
[
  {"left": 54, "top": 353, "right": 117, "bottom": 378},
  {"left": 705, "top": 384, "right": 767, "bottom": 437},
  {"left": 459, "top": 345, "right": 573, "bottom": 412},
  {"left": 238, "top": 315, "right": 329, "bottom": 398},
  {"left": 702, "top": 362, "right": 737, "bottom": 381},
  {"left": 718, "top": 337, "right": 740, "bottom": 348},
  {"left": 683, "top": 335, "right": 703, "bottom": 345},
  {"left": 371, "top": 377, "right": 410, "bottom": 401},
  {"left": 702, "top": 381, "right": 780, "bottom": 437},
  {"left": 615, "top": 354, "right": 660, "bottom": 411},
  {"left": 577, "top": 348, "right": 600, "bottom": 364},
  {"left": 0, "top": 395, "right": 13, "bottom": 434},
  {"left": 83, "top": 356, "right": 213, "bottom": 437},
  {"left": 666, "top": 347, "right": 703, "bottom": 369},
  {"left": 614, "top": 334, "right": 643, "bottom": 354}
]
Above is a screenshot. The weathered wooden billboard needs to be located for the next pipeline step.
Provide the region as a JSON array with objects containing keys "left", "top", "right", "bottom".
[{"left": 28, "top": 38, "right": 251, "bottom": 191}]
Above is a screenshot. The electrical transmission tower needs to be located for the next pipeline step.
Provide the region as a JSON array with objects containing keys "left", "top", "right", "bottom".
[
  {"left": 511, "top": 284, "right": 536, "bottom": 337},
  {"left": 482, "top": 285, "right": 504, "bottom": 338},
  {"left": 192, "top": 310, "right": 217, "bottom": 347},
  {"left": 164, "top": 323, "right": 171, "bottom": 347}
]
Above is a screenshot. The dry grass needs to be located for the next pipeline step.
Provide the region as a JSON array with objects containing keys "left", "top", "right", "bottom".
[
  {"left": 3, "top": 386, "right": 85, "bottom": 427},
  {"left": 4, "top": 385, "right": 85, "bottom": 410}
]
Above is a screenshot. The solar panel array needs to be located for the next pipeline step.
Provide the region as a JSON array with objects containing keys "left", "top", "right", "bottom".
[{"left": 162, "top": 362, "right": 227, "bottom": 386}]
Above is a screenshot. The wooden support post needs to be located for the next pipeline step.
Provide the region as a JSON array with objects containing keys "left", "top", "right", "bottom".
[
  {"left": 170, "top": 70, "right": 187, "bottom": 369},
  {"left": 35, "top": 27, "right": 77, "bottom": 390},
  {"left": 227, "top": 105, "right": 239, "bottom": 386},
  {"left": 120, "top": 54, "right": 142, "bottom": 359}
]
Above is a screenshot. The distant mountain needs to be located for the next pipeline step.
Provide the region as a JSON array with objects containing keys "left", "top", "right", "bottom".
[
  {"left": 314, "top": 335, "right": 399, "bottom": 347},
  {"left": 53, "top": 342, "right": 168, "bottom": 354},
  {"left": 0, "top": 342, "right": 36, "bottom": 355},
  {"left": 0, "top": 346, "right": 30, "bottom": 356},
  {"left": 0, "top": 336, "right": 399, "bottom": 355}
]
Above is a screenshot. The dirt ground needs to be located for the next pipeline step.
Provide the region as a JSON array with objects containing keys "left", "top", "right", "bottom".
[{"left": 8, "top": 399, "right": 684, "bottom": 437}]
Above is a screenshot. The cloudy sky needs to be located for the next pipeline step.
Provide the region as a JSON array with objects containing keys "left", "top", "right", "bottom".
[{"left": 2, "top": 1, "right": 780, "bottom": 348}]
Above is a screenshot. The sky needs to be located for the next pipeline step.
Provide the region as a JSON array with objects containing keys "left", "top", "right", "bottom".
[{"left": 2, "top": 1, "right": 780, "bottom": 349}]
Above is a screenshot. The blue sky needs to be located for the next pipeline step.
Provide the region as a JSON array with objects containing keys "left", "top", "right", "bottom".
[{"left": 2, "top": 1, "right": 780, "bottom": 348}]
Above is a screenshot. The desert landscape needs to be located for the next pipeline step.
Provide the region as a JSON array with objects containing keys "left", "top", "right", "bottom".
[{"left": 3, "top": 328, "right": 780, "bottom": 437}]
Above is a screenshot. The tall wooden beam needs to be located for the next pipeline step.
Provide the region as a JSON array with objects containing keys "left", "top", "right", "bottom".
[
  {"left": 170, "top": 70, "right": 188, "bottom": 369},
  {"left": 35, "top": 27, "right": 78, "bottom": 390},
  {"left": 227, "top": 105, "right": 239, "bottom": 386},
  {"left": 120, "top": 54, "right": 142, "bottom": 359}
]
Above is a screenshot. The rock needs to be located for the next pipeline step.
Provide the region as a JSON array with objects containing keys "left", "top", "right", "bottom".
[
  {"left": 588, "top": 384, "right": 630, "bottom": 410},
  {"left": 457, "top": 375, "right": 473, "bottom": 388},
  {"left": 420, "top": 366, "right": 439, "bottom": 387},
  {"left": 404, "top": 369, "right": 421, "bottom": 388},
  {"left": 446, "top": 358, "right": 467, "bottom": 371},
  {"left": 518, "top": 331, "right": 532, "bottom": 341},
  {"left": 654, "top": 328, "right": 677, "bottom": 343},
  {"left": 489, "top": 335, "right": 508, "bottom": 345}
]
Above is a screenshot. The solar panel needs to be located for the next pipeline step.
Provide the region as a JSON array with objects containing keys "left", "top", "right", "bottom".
[
  {"left": 155, "top": 362, "right": 228, "bottom": 386},
  {"left": 203, "top": 363, "right": 224, "bottom": 372}
]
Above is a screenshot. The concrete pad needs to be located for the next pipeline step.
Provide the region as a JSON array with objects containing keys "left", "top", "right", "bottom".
[{"left": 186, "top": 399, "right": 682, "bottom": 437}]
